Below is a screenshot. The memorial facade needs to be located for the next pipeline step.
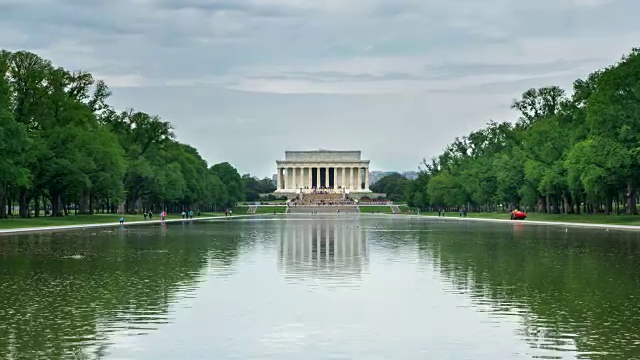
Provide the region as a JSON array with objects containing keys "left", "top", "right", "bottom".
[{"left": 275, "top": 150, "right": 371, "bottom": 194}]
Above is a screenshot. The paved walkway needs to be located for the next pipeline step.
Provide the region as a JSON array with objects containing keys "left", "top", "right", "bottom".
[
  {"left": 0, "top": 215, "right": 262, "bottom": 236},
  {"left": 4, "top": 212, "right": 638, "bottom": 235},
  {"left": 392, "top": 213, "right": 640, "bottom": 231}
]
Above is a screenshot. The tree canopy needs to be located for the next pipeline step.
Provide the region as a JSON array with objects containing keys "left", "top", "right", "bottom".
[
  {"left": 400, "top": 48, "right": 640, "bottom": 215},
  {"left": 0, "top": 50, "right": 253, "bottom": 218}
]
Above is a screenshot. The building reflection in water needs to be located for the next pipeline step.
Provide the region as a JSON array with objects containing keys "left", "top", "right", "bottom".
[{"left": 278, "top": 219, "right": 369, "bottom": 283}]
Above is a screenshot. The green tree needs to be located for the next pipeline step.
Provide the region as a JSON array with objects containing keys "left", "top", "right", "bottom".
[{"left": 211, "top": 162, "right": 244, "bottom": 207}]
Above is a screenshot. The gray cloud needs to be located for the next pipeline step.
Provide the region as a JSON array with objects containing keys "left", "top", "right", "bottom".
[
  {"left": 240, "top": 58, "right": 600, "bottom": 84},
  {"left": 1, "top": 0, "right": 639, "bottom": 176}
]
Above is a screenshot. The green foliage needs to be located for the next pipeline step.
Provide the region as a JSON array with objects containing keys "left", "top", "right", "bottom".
[
  {"left": 242, "top": 174, "right": 276, "bottom": 201},
  {"left": 0, "top": 49, "right": 252, "bottom": 218},
  {"left": 211, "top": 162, "right": 245, "bottom": 207},
  {"left": 400, "top": 48, "right": 640, "bottom": 215},
  {"left": 370, "top": 173, "right": 410, "bottom": 201}
]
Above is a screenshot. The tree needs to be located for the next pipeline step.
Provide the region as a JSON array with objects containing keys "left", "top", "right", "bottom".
[
  {"left": 397, "top": 48, "right": 640, "bottom": 216},
  {"left": 211, "top": 162, "right": 244, "bottom": 207},
  {"left": 0, "top": 49, "right": 253, "bottom": 220}
]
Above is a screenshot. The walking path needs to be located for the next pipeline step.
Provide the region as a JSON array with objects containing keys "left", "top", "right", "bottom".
[
  {"left": 0, "top": 215, "right": 263, "bottom": 236},
  {"left": 4, "top": 212, "right": 639, "bottom": 235},
  {"left": 395, "top": 213, "right": 640, "bottom": 231}
]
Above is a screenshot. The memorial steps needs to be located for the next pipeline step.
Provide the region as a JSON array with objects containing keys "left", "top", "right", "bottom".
[
  {"left": 287, "top": 206, "right": 358, "bottom": 214},
  {"left": 287, "top": 193, "right": 359, "bottom": 214},
  {"left": 300, "top": 193, "right": 344, "bottom": 204}
]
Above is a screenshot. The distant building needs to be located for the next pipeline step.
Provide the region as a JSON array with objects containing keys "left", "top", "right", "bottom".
[{"left": 274, "top": 149, "right": 371, "bottom": 194}]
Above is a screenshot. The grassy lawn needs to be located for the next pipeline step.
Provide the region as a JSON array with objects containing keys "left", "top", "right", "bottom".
[
  {"left": 359, "top": 206, "right": 393, "bottom": 214},
  {"left": 255, "top": 206, "right": 287, "bottom": 214},
  {"left": 0, "top": 212, "right": 226, "bottom": 230},
  {"left": 422, "top": 211, "right": 640, "bottom": 225},
  {"left": 231, "top": 207, "right": 249, "bottom": 215}
]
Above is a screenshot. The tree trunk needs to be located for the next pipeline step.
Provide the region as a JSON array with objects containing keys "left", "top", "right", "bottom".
[
  {"left": 79, "top": 191, "right": 90, "bottom": 214},
  {"left": 605, "top": 198, "right": 613, "bottom": 215},
  {"left": 627, "top": 180, "right": 638, "bottom": 215},
  {"left": 563, "top": 193, "right": 573, "bottom": 214},
  {"left": 536, "top": 196, "right": 545, "bottom": 213},
  {"left": 551, "top": 195, "right": 560, "bottom": 214},
  {"left": 19, "top": 189, "right": 29, "bottom": 218},
  {"left": 51, "top": 194, "right": 61, "bottom": 217},
  {"left": 0, "top": 183, "right": 7, "bottom": 219},
  {"left": 34, "top": 196, "right": 40, "bottom": 217}
]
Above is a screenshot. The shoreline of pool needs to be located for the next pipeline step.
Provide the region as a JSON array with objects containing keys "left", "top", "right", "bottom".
[
  {"left": 4, "top": 211, "right": 640, "bottom": 235},
  {"left": 0, "top": 214, "right": 269, "bottom": 236},
  {"left": 382, "top": 213, "right": 640, "bottom": 231}
]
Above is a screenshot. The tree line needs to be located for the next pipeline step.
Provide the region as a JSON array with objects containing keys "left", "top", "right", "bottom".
[
  {"left": 395, "top": 48, "right": 640, "bottom": 215},
  {"left": 0, "top": 50, "right": 272, "bottom": 218}
]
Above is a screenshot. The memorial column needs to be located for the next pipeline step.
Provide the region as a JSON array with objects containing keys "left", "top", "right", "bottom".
[
  {"left": 276, "top": 167, "right": 282, "bottom": 190},
  {"left": 350, "top": 168, "right": 355, "bottom": 190},
  {"left": 292, "top": 168, "right": 296, "bottom": 190},
  {"left": 324, "top": 167, "right": 329, "bottom": 188},
  {"left": 342, "top": 167, "right": 346, "bottom": 189},
  {"left": 365, "top": 168, "right": 370, "bottom": 190},
  {"left": 357, "top": 167, "right": 362, "bottom": 190},
  {"left": 292, "top": 167, "right": 297, "bottom": 189},
  {"left": 332, "top": 166, "right": 337, "bottom": 189},
  {"left": 283, "top": 167, "right": 289, "bottom": 190},
  {"left": 290, "top": 167, "right": 294, "bottom": 190}
]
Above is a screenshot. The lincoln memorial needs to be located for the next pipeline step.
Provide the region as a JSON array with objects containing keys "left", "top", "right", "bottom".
[{"left": 275, "top": 150, "right": 371, "bottom": 194}]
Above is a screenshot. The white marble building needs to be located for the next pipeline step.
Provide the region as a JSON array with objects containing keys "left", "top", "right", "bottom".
[{"left": 275, "top": 150, "right": 371, "bottom": 194}]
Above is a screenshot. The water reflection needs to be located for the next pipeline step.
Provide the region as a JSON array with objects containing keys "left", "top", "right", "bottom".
[
  {"left": 415, "top": 223, "right": 640, "bottom": 360},
  {"left": 0, "top": 223, "right": 241, "bottom": 360},
  {"left": 278, "top": 219, "right": 368, "bottom": 284}
]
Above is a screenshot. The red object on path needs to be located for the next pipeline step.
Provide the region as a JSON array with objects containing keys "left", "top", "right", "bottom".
[{"left": 511, "top": 210, "right": 527, "bottom": 220}]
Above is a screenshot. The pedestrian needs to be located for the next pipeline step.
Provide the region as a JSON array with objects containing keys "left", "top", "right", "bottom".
[
  {"left": 144, "top": 212, "right": 147, "bottom": 221},
  {"left": 189, "top": 210, "right": 193, "bottom": 219},
  {"left": 149, "top": 211, "right": 153, "bottom": 220},
  {"left": 119, "top": 217, "right": 125, "bottom": 224},
  {"left": 181, "top": 211, "right": 186, "bottom": 219}
]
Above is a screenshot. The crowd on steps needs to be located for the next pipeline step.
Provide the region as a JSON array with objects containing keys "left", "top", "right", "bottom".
[{"left": 289, "top": 193, "right": 356, "bottom": 206}]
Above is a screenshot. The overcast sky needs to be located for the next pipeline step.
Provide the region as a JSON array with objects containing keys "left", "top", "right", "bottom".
[{"left": 1, "top": 0, "right": 638, "bottom": 177}]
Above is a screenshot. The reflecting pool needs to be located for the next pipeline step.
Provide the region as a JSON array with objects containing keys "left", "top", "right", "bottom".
[{"left": 1, "top": 215, "right": 639, "bottom": 359}]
